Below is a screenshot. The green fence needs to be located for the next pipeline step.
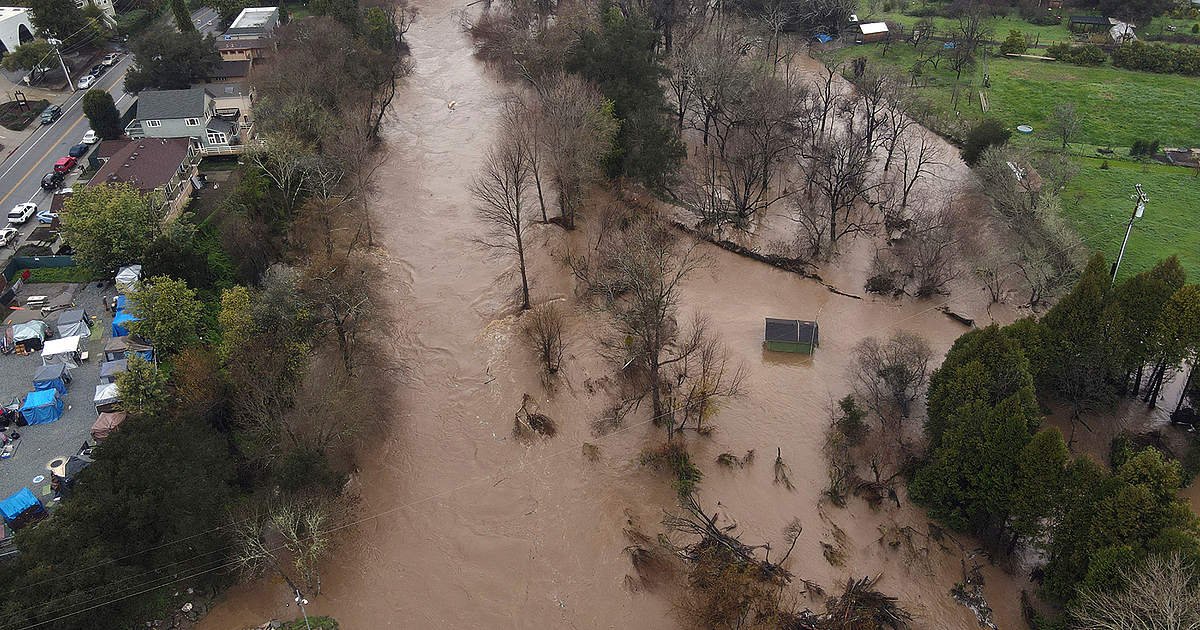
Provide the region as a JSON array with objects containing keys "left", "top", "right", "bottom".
[{"left": 3, "top": 255, "right": 76, "bottom": 282}]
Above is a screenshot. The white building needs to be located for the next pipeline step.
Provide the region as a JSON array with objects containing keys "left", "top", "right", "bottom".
[
  {"left": 76, "top": 0, "right": 116, "bottom": 19},
  {"left": 0, "top": 7, "right": 33, "bottom": 54},
  {"left": 224, "top": 7, "right": 278, "bottom": 40}
]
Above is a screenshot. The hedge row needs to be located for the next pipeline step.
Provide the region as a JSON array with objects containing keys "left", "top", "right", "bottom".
[
  {"left": 1111, "top": 40, "right": 1200, "bottom": 76},
  {"left": 1044, "top": 43, "right": 1107, "bottom": 67}
]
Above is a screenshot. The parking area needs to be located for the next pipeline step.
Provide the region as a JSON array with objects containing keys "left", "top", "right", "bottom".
[{"left": 0, "top": 281, "right": 114, "bottom": 504}]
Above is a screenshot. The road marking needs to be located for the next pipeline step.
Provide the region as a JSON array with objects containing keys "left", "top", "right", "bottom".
[{"left": 0, "top": 66, "right": 130, "bottom": 208}]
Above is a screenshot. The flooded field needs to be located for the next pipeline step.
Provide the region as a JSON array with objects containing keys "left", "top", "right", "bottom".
[{"left": 192, "top": 0, "right": 1162, "bottom": 627}]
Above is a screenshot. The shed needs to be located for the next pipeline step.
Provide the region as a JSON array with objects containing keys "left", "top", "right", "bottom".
[
  {"left": 42, "top": 335, "right": 85, "bottom": 370},
  {"left": 94, "top": 382, "right": 121, "bottom": 413},
  {"left": 857, "top": 22, "right": 889, "bottom": 43},
  {"left": 1069, "top": 15, "right": 1110, "bottom": 32},
  {"left": 0, "top": 488, "right": 43, "bottom": 528},
  {"left": 91, "top": 411, "right": 126, "bottom": 441},
  {"left": 32, "top": 363, "right": 69, "bottom": 395},
  {"left": 99, "top": 359, "right": 127, "bottom": 384},
  {"left": 55, "top": 307, "right": 91, "bottom": 339},
  {"left": 111, "top": 311, "right": 139, "bottom": 338},
  {"left": 21, "top": 389, "right": 63, "bottom": 425},
  {"left": 764, "top": 318, "right": 819, "bottom": 354}
]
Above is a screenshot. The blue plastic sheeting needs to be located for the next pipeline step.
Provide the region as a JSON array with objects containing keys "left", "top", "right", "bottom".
[
  {"left": 0, "top": 488, "right": 40, "bottom": 522},
  {"left": 21, "top": 389, "right": 63, "bottom": 425},
  {"left": 111, "top": 311, "right": 139, "bottom": 338},
  {"left": 33, "top": 364, "right": 67, "bottom": 394},
  {"left": 814, "top": 33, "right": 833, "bottom": 43},
  {"left": 115, "top": 295, "right": 127, "bottom": 313}
]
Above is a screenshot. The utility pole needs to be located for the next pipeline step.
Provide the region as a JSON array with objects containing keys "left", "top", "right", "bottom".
[
  {"left": 47, "top": 38, "right": 74, "bottom": 91},
  {"left": 293, "top": 590, "right": 312, "bottom": 630},
  {"left": 1111, "top": 183, "right": 1147, "bottom": 286}
]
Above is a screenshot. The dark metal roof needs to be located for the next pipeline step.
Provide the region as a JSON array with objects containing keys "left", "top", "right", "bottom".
[
  {"left": 207, "top": 59, "right": 250, "bottom": 79},
  {"left": 137, "top": 88, "right": 210, "bottom": 121},
  {"left": 765, "top": 318, "right": 819, "bottom": 344},
  {"left": 1069, "top": 15, "right": 1109, "bottom": 25},
  {"left": 217, "top": 37, "right": 269, "bottom": 51}
]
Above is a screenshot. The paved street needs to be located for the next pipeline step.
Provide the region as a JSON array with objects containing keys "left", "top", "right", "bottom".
[
  {"left": 193, "top": 6, "right": 222, "bottom": 37},
  {"left": 0, "top": 52, "right": 135, "bottom": 253}
]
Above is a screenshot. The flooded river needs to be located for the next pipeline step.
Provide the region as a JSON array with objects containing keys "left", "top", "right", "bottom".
[{"left": 197, "top": 1, "right": 1041, "bottom": 627}]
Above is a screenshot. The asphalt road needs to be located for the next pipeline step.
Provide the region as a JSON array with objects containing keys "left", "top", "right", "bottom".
[
  {"left": 0, "top": 52, "right": 135, "bottom": 247},
  {"left": 192, "top": 7, "right": 222, "bottom": 37}
]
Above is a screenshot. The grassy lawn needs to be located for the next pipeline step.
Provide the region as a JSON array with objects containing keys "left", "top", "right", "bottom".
[{"left": 1063, "top": 159, "right": 1200, "bottom": 280}]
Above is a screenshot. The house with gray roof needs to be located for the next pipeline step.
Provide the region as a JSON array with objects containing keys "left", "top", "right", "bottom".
[{"left": 125, "top": 87, "right": 244, "bottom": 153}]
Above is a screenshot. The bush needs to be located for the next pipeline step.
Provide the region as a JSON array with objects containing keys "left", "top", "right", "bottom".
[
  {"left": 1112, "top": 40, "right": 1200, "bottom": 76},
  {"left": 116, "top": 9, "right": 153, "bottom": 37},
  {"left": 1046, "top": 43, "right": 1108, "bottom": 66},
  {"left": 1000, "top": 30, "right": 1027, "bottom": 56},
  {"left": 1193, "top": 23, "right": 1199, "bottom": 34},
  {"left": 961, "top": 118, "right": 1011, "bottom": 166},
  {"left": 640, "top": 441, "right": 703, "bottom": 500}
]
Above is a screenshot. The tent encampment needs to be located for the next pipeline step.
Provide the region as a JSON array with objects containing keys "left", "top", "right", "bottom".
[
  {"left": 55, "top": 308, "right": 91, "bottom": 339},
  {"left": 111, "top": 311, "right": 139, "bottom": 338},
  {"left": 114, "top": 295, "right": 127, "bottom": 313},
  {"left": 11, "top": 320, "right": 48, "bottom": 351},
  {"left": 21, "top": 389, "right": 64, "bottom": 425},
  {"left": 99, "top": 359, "right": 127, "bottom": 384},
  {"left": 3, "top": 309, "right": 44, "bottom": 326},
  {"left": 32, "top": 363, "right": 69, "bottom": 395},
  {"left": 94, "top": 382, "right": 120, "bottom": 412},
  {"left": 103, "top": 336, "right": 153, "bottom": 362},
  {"left": 42, "top": 335, "right": 85, "bottom": 370},
  {"left": 0, "top": 488, "right": 43, "bottom": 528},
  {"left": 115, "top": 265, "right": 142, "bottom": 293},
  {"left": 90, "top": 411, "right": 126, "bottom": 440},
  {"left": 49, "top": 456, "right": 90, "bottom": 496}
]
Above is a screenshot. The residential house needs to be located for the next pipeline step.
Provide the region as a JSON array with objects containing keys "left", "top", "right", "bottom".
[
  {"left": 89, "top": 138, "right": 198, "bottom": 216},
  {"left": 217, "top": 37, "right": 271, "bottom": 62},
  {"left": 75, "top": 0, "right": 116, "bottom": 22},
  {"left": 224, "top": 6, "right": 278, "bottom": 39},
  {"left": 125, "top": 87, "right": 242, "bottom": 153},
  {"left": 203, "top": 59, "right": 251, "bottom": 84},
  {"left": 195, "top": 82, "right": 253, "bottom": 131}
]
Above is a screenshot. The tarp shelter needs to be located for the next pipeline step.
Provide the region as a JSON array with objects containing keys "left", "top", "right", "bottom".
[
  {"left": 857, "top": 21, "right": 888, "bottom": 43},
  {"left": 55, "top": 308, "right": 91, "bottom": 339},
  {"left": 0, "top": 488, "right": 42, "bottom": 526},
  {"left": 33, "top": 363, "right": 68, "bottom": 395},
  {"left": 42, "top": 335, "right": 85, "bottom": 370},
  {"left": 50, "top": 456, "right": 90, "bottom": 496},
  {"left": 99, "top": 359, "right": 127, "bottom": 384},
  {"left": 3, "top": 309, "right": 44, "bottom": 326},
  {"left": 94, "top": 382, "right": 120, "bottom": 412},
  {"left": 814, "top": 33, "right": 833, "bottom": 43},
  {"left": 11, "top": 320, "right": 48, "bottom": 351},
  {"left": 763, "top": 318, "right": 820, "bottom": 354},
  {"left": 103, "top": 336, "right": 153, "bottom": 362},
  {"left": 111, "top": 311, "right": 139, "bottom": 338},
  {"left": 115, "top": 265, "right": 142, "bottom": 293},
  {"left": 114, "top": 295, "right": 127, "bottom": 313},
  {"left": 91, "top": 411, "right": 126, "bottom": 441},
  {"left": 21, "top": 389, "right": 64, "bottom": 425}
]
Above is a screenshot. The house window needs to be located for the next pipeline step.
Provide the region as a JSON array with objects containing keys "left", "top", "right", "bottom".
[
  {"left": 207, "top": 131, "right": 227, "bottom": 145},
  {"left": 185, "top": 118, "right": 200, "bottom": 126},
  {"left": 145, "top": 120, "right": 161, "bottom": 128}
]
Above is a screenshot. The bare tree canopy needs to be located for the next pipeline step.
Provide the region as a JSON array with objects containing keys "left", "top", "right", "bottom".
[
  {"left": 472, "top": 127, "right": 534, "bottom": 309},
  {"left": 1074, "top": 553, "right": 1200, "bottom": 630}
]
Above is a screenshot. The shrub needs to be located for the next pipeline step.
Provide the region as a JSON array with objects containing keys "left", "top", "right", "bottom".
[
  {"left": 640, "top": 441, "right": 703, "bottom": 500},
  {"left": 961, "top": 118, "right": 1011, "bottom": 166},
  {"left": 1112, "top": 40, "right": 1200, "bottom": 76},
  {"left": 1000, "top": 30, "right": 1027, "bottom": 56},
  {"left": 1193, "top": 23, "right": 1199, "bottom": 33},
  {"left": 1046, "top": 43, "right": 1107, "bottom": 66}
]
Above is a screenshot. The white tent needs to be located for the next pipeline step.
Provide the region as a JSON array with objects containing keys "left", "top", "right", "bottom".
[
  {"left": 42, "top": 335, "right": 85, "bottom": 370},
  {"left": 94, "top": 382, "right": 120, "bottom": 412},
  {"left": 12, "top": 321, "right": 48, "bottom": 345},
  {"left": 115, "top": 265, "right": 143, "bottom": 293}
]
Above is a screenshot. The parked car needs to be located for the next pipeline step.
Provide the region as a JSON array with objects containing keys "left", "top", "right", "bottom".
[
  {"left": 8, "top": 203, "right": 36, "bottom": 224},
  {"left": 102, "top": 52, "right": 121, "bottom": 66},
  {"left": 53, "top": 156, "right": 76, "bottom": 172},
  {"left": 77, "top": 74, "right": 97, "bottom": 89},
  {"left": 40, "top": 172, "right": 64, "bottom": 190},
  {"left": 90, "top": 64, "right": 105, "bottom": 76},
  {"left": 35, "top": 210, "right": 58, "bottom": 224},
  {"left": 81, "top": 130, "right": 98, "bottom": 144},
  {"left": 68, "top": 144, "right": 88, "bottom": 158},
  {"left": 39, "top": 105, "right": 61, "bottom": 124},
  {"left": 0, "top": 227, "right": 18, "bottom": 247}
]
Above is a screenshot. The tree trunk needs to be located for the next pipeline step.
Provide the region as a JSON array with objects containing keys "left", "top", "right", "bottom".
[
  {"left": 516, "top": 238, "right": 530, "bottom": 310},
  {"left": 1133, "top": 362, "right": 1144, "bottom": 396},
  {"left": 533, "top": 167, "right": 547, "bottom": 223}
]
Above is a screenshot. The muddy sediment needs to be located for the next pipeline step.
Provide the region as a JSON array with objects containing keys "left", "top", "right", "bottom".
[{"left": 197, "top": 0, "right": 1051, "bottom": 627}]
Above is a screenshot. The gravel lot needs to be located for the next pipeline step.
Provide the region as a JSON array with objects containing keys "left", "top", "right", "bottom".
[{"left": 0, "top": 281, "right": 117, "bottom": 506}]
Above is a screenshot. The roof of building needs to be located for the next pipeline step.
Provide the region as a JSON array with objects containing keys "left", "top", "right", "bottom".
[
  {"left": 0, "top": 7, "right": 29, "bottom": 20},
  {"left": 136, "top": 88, "right": 210, "bottom": 121},
  {"left": 764, "top": 318, "right": 819, "bottom": 344},
  {"left": 217, "top": 37, "right": 269, "bottom": 51},
  {"left": 1069, "top": 15, "right": 1110, "bottom": 25},
  {"left": 859, "top": 21, "right": 889, "bottom": 34},
  {"left": 91, "top": 138, "right": 191, "bottom": 194},
  {"left": 196, "top": 81, "right": 250, "bottom": 99},
  {"left": 206, "top": 118, "right": 237, "bottom": 134},
  {"left": 228, "top": 6, "right": 277, "bottom": 30},
  {"left": 207, "top": 59, "right": 250, "bottom": 79},
  {"left": 94, "top": 138, "right": 135, "bottom": 159}
]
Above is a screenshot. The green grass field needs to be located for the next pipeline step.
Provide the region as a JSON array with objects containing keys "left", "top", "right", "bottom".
[{"left": 1063, "top": 159, "right": 1200, "bottom": 280}]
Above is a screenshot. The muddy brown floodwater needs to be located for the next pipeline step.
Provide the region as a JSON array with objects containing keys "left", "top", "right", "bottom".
[{"left": 198, "top": 1, "right": 1040, "bottom": 628}]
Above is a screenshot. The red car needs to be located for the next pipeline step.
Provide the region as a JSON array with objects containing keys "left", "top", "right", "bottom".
[{"left": 53, "top": 156, "right": 76, "bottom": 172}]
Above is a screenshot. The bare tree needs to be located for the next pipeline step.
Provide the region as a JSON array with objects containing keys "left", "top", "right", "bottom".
[
  {"left": 668, "top": 314, "right": 747, "bottom": 436},
  {"left": 541, "top": 74, "right": 619, "bottom": 229},
  {"left": 247, "top": 133, "right": 313, "bottom": 221},
  {"left": 500, "top": 94, "right": 550, "bottom": 222},
  {"left": 897, "top": 198, "right": 960, "bottom": 297},
  {"left": 896, "top": 129, "right": 945, "bottom": 210},
  {"left": 232, "top": 496, "right": 354, "bottom": 596},
  {"left": 471, "top": 132, "right": 533, "bottom": 309},
  {"left": 1047, "top": 101, "right": 1081, "bottom": 152},
  {"left": 849, "top": 331, "right": 933, "bottom": 421},
  {"left": 946, "top": 11, "right": 991, "bottom": 80},
  {"left": 1074, "top": 553, "right": 1200, "bottom": 630},
  {"left": 301, "top": 252, "right": 380, "bottom": 373},
  {"left": 797, "top": 125, "right": 879, "bottom": 256},
  {"left": 522, "top": 301, "right": 566, "bottom": 376}
]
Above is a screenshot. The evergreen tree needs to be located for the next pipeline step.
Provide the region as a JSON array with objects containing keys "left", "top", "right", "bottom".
[
  {"left": 172, "top": 0, "right": 196, "bottom": 32},
  {"left": 1114, "top": 256, "right": 1186, "bottom": 393},
  {"left": 1011, "top": 427, "right": 1069, "bottom": 539},
  {"left": 81, "top": 89, "right": 122, "bottom": 140}
]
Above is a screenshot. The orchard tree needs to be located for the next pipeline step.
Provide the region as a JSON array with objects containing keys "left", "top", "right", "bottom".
[
  {"left": 60, "top": 183, "right": 161, "bottom": 275},
  {"left": 1047, "top": 102, "right": 1082, "bottom": 151},
  {"left": 127, "top": 276, "right": 204, "bottom": 354},
  {"left": 81, "top": 89, "right": 122, "bottom": 140}
]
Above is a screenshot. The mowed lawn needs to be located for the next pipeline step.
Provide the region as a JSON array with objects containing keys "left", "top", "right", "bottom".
[
  {"left": 1063, "top": 159, "right": 1200, "bottom": 280},
  {"left": 987, "top": 60, "right": 1200, "bottom": 149}
]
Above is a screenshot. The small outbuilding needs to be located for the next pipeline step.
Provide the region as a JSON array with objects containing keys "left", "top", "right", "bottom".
[
  {"left": 103, "top": 335, "right": 153, "bottom": 362},
  {"left": 32, "top": 363, "right": 69, "bottom": 395},
  {"left": 55, "top": 307, "right": 92, "bottom": 339},
  {"left": 0, "top": 488, "right": 43, "bottom": 530},
  {"left": 764, "top": 318, "right": 819, "bottom": 354},
  {"left": 11, "top": 320, "right": 48, "bottom": 351},
  {"left": 42, "top": 335, "right": 85, "bottom": 370},
  {"left": 20, "top": 389, "right": 64, "bottom": 425},
  {"left": 115, "top": 265, "right": 142, "bottom": 293},
  {"left": 857, "top": 22, "right": 889, "bottom": 43},
  {"left": 1068, "top": 15, "right": 1110, "bottom": 32}
]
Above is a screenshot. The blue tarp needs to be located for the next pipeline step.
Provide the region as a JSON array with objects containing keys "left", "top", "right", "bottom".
[
  {"left": 33, "top": 363, "right": 67, "bottom": 395},
  {"left": 0, "top": 488, "right": 40, "bottom": 522},
  {"left": 21, "top": 389, "right": 63, "bottom": 425},
  {"left": 814, "top": 33, "right": 833, "bottom": 43},
  {"left": 111, "top": 311, "right": 139, "bottom": 338},
  {"left": 115, "top": 295, "right": 127, "bottom": 313}
]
